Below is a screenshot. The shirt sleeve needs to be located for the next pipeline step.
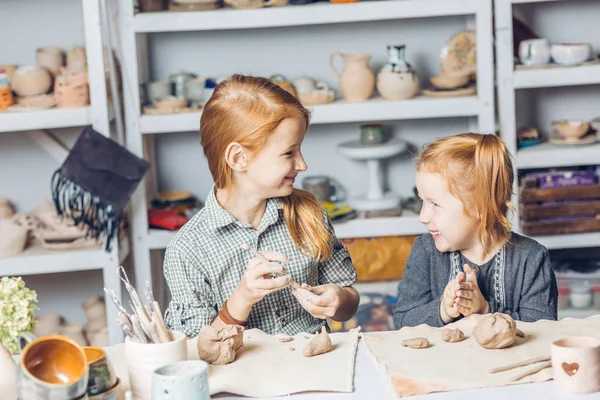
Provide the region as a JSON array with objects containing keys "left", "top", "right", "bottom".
[
  {"left": 488, "top": 246, "right": 558, "bottom": 322},
  {"left": 317, "top": 211, "right": 357, "bottom": 287},
  {"left": 163, "top": 241, "right": 218, "bottom": 338},
  {"left": 393, "top": 235, "right": 446, "bottom": 329}
]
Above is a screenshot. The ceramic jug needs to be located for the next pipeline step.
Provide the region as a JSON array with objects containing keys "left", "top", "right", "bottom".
[
  {"left": 376, "top": 44, "right": 420, "bottom": 101},
  {"left": 329, "top": 52, "right": 374, "bottom": 102}
]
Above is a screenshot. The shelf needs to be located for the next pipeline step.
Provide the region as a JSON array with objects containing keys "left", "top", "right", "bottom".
[
  {"left": 140, "top": 96, "right": 480, "bottom": 134},
  {"left": 148, "top": 211, "right": 426, "bottom": 249},
  {"left": 511, "top": 0, "right": 568, "bottom": 4},
  {"left": 133, "top": 0, "right": 481, "bottom": 33},
  {"left": 531, "top": 232, "right": 600, "bottom": 250},
  {"left": 558, "top": 308, "right": 600, "bottom": 319},
  {"left": 0, "top": 107, "right": 93, "bottom": 133},
  {"left": 516, "top": 141, "right": 600, "bottom": 169},
  {"left": 513, "top": 64, "right": 600, "bottom": 89}
]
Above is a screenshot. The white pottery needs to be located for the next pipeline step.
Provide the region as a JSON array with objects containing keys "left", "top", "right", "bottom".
[
  {"left": 519, "top": 39, "right": 551, "bottom": 66},
  {"left": 552, "top": 336, "right": 600, "bottom": 394},
  {"left": 377, "top": 45, "right": 420, "bottom": 101},
  {"left": 10, "top": 66, "right": 52, "bottom": 97},
  {"left": 551, "top": 43, "right": 592, "bottom": 66}
]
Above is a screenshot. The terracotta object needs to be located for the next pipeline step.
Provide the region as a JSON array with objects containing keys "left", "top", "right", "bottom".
[
  {"left": 376, "top": 44, "right": 420, "bottom": 101},
  {"left": 0, "top": 64, "right": 18, "bottom": 84},
  {"left": 17, "top": 335, "right": 88, "bottom": 400},
  {"left": 303, "top": 326, "right": 332, "bottom": 357},
  {"left": 10, "top": 66, "right": 52, "bottom": 97},
  {"left": 54, "top": 71, "right": 90, "bottom": 108},
  {"left": 551, "top": 336, "right": 600, "bottom": 394},
  {"left": 125, "top": 330, "right": 187, "bottom": 400},
  {"left": 84, "top": 347, "right": 117, "bottom": 395},
  {"left": 0, "top": 86, "right": 14, "bottom": 111},
  {"left": 0, "top": 198, "right": 14, "bottom": 218},
  {"left": 66, "top": 47, "right": 87, "bottom": 74},
  {"left": 430, "top": 74, "right": 470, "bottom": 90},
  {"left": 441, "top": 328, "right": 465, "bottom": 343},
  {"left": 36, "top": 47, "right": 64, "bottom": 79},
  {"left": 0, "top": 217, "right": 28, "bottom": 258},
  {"left": 552, "top": 120, "right": 590, "bottom": 141},
  {"left": 0, "top": 342, "right": 17, "bottom": 400},
  {"left": 197, "top": 325, "right": 244, "bottom": 365},
  {"left": 473, "top": 313, "right": 517, "bottom": 349},
  {"left": 330, "top": 52, "right": 374, "bottom": 102},
  {"left": 401, "top": 337, "right": 430, "bottom": 349}
]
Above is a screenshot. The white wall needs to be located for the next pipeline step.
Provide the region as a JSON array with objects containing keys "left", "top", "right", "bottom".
[{"left": 2, "top": 0, "right": 600, "bottom": 321}]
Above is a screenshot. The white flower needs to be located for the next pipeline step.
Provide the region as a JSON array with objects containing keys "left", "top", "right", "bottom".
[{"left": 0, "top": 277, "right": 38, "bottom": 354}]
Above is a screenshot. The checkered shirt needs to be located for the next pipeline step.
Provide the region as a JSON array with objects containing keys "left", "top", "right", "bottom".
[{"left": 163, "top": 186, "right": 357, "bottom": 337}]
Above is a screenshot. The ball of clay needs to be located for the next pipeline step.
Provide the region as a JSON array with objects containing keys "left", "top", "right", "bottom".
[
  {"left": 441, "top": 328, "right": 465, "bottom": 343},
  {"left": 197, "top": 325, "right": 244, "bottom": 365},
  {"left": 472, "top": 313, "right": 517, "bottom": 349},
  {"left": 401, "top": 337, "right": 430, "bottom": 349}
]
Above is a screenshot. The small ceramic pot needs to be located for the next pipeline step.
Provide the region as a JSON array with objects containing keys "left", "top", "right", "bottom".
[
  {"left": 66, "top": 47, "right": 87, "bottom": 74},
  {"left": 302, "top": 176, "right": 345, "bottom": 203},
  {"left": 185, "top": 77, "right": 206, "bottom": 104},
  {"left": 125, "top": 331, "right": 187, "bottom": 400},
  {"left": 83, "top": 347, "right": 117, "bottom": 395},
  {"left": 17, "top": 335, "right": 88, "bottom": 400},
  {"left": 169, "top": 71, "right": 195, "bottom": 99},
  {"left": 551, "top": 43, "right": 592, "bottom": 66},
  {"left": 11, "top": 66, "right": 52, "bottom": 97},
  {"left": 519, "top": 38, "right": 551, "bottom": 66},
  {"left": 152, "top": 360, "right": 210, "bottom": 400},
  {"left": 360, "top": 124, "right": 385, "bottom": 145},
  {"left": 377, "top": 44, "right": 420, "bottom": 101},
  {"left": 551, "top": 336, "right": 600, "bottom": 394},
  {"left": 146, "top": 80, "right": 172, "bottom": 103},
  {"left": 82, "top": 296, "right": 106, "bottom": 322},
  {"left": 54, "top": 72, "right": 90, "bottom": 108},
  {"left": 36, "top": 47, "right": 64, "bottom": 78}
]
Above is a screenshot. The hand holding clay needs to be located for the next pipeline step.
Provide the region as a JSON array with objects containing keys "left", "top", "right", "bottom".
[
  {"left": 294, "top": 283, "right": 341, "bottom": 319},
  {"left": 472, "top": 312, "right": 517, "bottom": 349},
  {"left": 303, "top": 326, "right": 332, "bottom": 357},
  {"left": 440, "top": 274, "right": 463, "bottom": 323},
  {"left": 197, "top": 325, "right": 244, "bottom": 365},
  {"left": 233, "top": 250, "right": 292, "bottom": 306},
  {"left": 455, "top": 264, "right": 489, "bottom": 317}
]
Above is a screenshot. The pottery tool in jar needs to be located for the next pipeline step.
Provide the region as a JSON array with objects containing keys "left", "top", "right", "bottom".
[{"left": 240, "top": 243, "right": 322, "bottom": 303}]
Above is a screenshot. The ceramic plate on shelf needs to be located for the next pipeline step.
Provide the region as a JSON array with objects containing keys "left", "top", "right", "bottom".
[
  {"left": 440, "top": 30, "right": 477, "bottom": 76},
  {"left": 548, "top": 132, "right": 598, "bottom": 146},
  {"left": 422, "top": 85, "right": 476, "bottom": 98}
]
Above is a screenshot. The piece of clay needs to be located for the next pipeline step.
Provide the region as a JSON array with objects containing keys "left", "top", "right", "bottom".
[
  {"left": 401, "top": 337, "right": 430, "bottom": 349},
  {"left": 490, "top": 356, "right": 551, "bottom": 374},
  {"left": 509, "top": 361, "right": 552, "bottom": 382},
  {"left": 278, "top": 336, "right": 294, "bottom": 343},
  {"left": 291, "top": 281, "right": 321, "bottom": 304},
  {"left": 303, "top": 326, "right": 332, "bottom": 357},
  {"left": 197, "top": 325, "right": 244, "bottom": 365},
  {"left": 289, "top": 347, "right": 295, "bottom": 351},
  {"left": 304, "top": 335, "right": 310, "bottom": 339},
  {"left": 441, "top": 328, "right": 465, "bottom": 343},
  {"left": 472, "top": 313, "right": 517, "bottom": 349},
  {"left": 516, "top": 329, "right": 525, "bottom": 338}
]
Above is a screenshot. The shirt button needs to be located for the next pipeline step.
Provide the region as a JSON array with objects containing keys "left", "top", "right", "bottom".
[{"left": 281, "top": 318, "right": 287, "bottom": 326}]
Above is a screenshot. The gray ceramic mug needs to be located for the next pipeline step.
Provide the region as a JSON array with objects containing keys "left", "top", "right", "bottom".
[{"left": 152, "top": 360, "right": 210, "bottom": 400}]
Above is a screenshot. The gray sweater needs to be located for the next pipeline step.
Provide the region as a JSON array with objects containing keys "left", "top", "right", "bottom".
[{"left": 393, "top": 232, "right": 558, "bottom": 329}]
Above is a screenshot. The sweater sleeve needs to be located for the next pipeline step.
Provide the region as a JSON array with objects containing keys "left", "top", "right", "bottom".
[
  {"left": 393, "top": 236, "right": 446, "bottom": 329},
  {"left": 488, "top": 246, "right": 558, "bottom": 322}
]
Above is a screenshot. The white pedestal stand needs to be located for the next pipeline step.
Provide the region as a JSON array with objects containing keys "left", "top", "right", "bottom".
[{"left": 337, "top": 138, "right": 407, "bottom": 211}]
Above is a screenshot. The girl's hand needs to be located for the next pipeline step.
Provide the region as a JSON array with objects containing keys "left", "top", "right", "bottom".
[
  {"left": 455, "top": 264, "right": 489, "bottom": 317},
  {"left": 293, "top": 283, "right": 341, "bottom": 320},
  {"left": 232, "top": 251, "right": 292, "bottom": 306},
  {"left": 440, "top": 273, "right": 464, "bottom": 323}
]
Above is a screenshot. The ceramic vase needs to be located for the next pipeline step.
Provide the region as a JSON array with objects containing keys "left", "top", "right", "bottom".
[
  {"left": 551, "top": 336, "right": 600, "bottom": 394},
  {"left": 376, "top": 44, "right": 420, "bottom": 101},
  {"left": 330, "top": 52, "right": 374, "bottom": 102},
  {"left": 125, "top": 331, "right": 187, "bottom": 400},
  {"left": 11, "top": 66, "right": 52, "bottom": 97}
]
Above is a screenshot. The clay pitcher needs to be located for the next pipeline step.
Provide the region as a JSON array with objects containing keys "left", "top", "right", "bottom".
[
  {"left": 330, "top": 52, "right": 374, "bottom": 103},
  {"left": 0, "top": 341, "right": 17, "bottom": 400}
]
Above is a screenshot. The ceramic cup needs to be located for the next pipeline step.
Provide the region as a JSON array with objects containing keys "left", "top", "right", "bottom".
[
  {"left": 551, "top": 43, "right": 592, "bottom": 66},
  {"left": 360, "top": 124, "right": 386, "bottom": 145},
  {"left": 551, "top": 336, "right": 600, "bottom": 394},
  {"left": 17, "top": 335, "right": 88, "bottom": 400},
  {"left": 185, "top": 77, "right": 206, "bottom": 104},
  {"left": 518, "top": 38, "right": 551, "bottom": 66},
  {"left": 152, "top": 360, "right": 210, "bottom": 400},
  {"left": 84, "top": 346, "right": 117, "bottom": 395},
  {"left": 146, "top": 80, "right": 173, "bottom": 104},
  {"left": 125, "top": 331, "right": 187, "bottom": 400},
  {"left": 302, "top": 175, "right": 345, "bottom": 203}
]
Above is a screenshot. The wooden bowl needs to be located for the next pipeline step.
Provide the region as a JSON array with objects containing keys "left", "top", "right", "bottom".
[
  {"left": 430, "top": 74, "right": 470, "bottom": 90},
  {"left": 552, "top": 120, "right": 590, "bottom": 141}
]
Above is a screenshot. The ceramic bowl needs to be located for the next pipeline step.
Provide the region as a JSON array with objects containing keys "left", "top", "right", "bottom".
[
  {"left": 88, "top": 378, "right": 121, "bottom": 400},
  {"left": 297, "top": 90, "right": 335, "bottom": 105},
  {"left": 551, "top": 43, "right": 592, "bottom": 66},
  {"left": 153, "top": 96, "right": 188, "bottom": 110},
  {"left": 84, "top": 347, "right": 117, "bottom": 395},
  {"left": 17, "top": 335, "right": 88, "bottom": 400},
  {"left": 552, "top": 120, "right": 590, "bottom": 141},
  {"left": 430, "top": 74, "right": 470, "bottom": 90}
]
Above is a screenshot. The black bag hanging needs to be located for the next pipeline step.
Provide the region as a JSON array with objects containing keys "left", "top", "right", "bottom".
[{"left": 51, "top": 126, "right": 150, "bottom": 251}]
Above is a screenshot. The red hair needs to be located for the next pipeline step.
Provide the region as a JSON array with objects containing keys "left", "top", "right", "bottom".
[
  {"left": 200, "top": 74, "right": 332, "bottom": 261},
  {"left": 416, "top": 133, "right": 514, "bottom": 253}
]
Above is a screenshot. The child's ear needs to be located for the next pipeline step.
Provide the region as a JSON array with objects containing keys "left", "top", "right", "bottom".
[{"left": 225, "top": 142, "right": 248, "bottom": 171}]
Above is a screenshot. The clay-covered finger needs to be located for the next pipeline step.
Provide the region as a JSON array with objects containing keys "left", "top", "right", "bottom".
[{"left": 256, "top": 274, "right": 291, "bottom": 290}]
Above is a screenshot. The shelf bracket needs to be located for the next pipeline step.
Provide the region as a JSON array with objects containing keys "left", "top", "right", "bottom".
[{"left": 26, "top": 130, "right": 70, "bottom": 164}]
